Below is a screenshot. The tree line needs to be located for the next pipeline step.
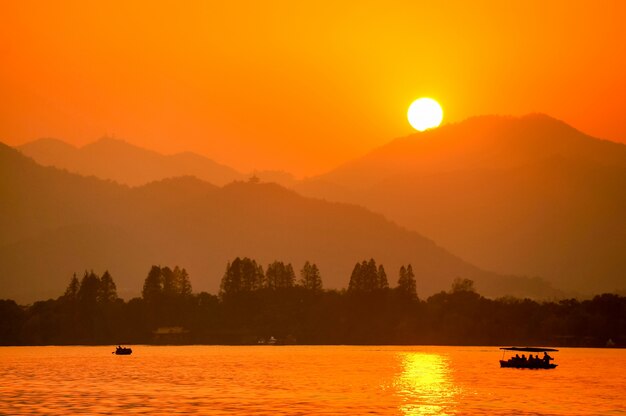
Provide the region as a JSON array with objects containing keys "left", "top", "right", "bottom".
[{"left": 0, "top": 258, "right": 624, "bottom": 347}]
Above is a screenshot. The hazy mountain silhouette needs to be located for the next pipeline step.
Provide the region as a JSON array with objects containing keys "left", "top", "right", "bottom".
[
  {"left": 296, "top": 114, "right": 626, "bottom": 294},
  {"left": 18, "top": 137, "right": 246, "bottom": 186},
  {"left": 0, "top": 143, "right": 556, "bottom": 303}
]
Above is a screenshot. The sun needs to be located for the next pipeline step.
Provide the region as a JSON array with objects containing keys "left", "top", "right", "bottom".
[{"left": 407, "top": 98, "right": 443, "bottom": 131}]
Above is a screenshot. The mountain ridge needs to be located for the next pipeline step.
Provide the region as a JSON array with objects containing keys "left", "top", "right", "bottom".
[
  {"left": 295, "top": 114, "right": 626, "bottom": 294},
  {"left": 18, "top": 136, "right": 245, "bottom": 187},
  {"left": 8, "top": 113, "right": 624, "bottom": 297},
  {"left": 0, "top": 142, "right": 558, "bottom": 303},
  {"left": 18, "top": 137, "right": 300, "bottom": 188},
  {"left": 308, "top": 113, "right": 626, "bottom": 189}
]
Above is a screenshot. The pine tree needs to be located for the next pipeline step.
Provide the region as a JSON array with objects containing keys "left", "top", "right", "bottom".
[
  {"left": 348, "top": 262, "right": 363, "bottom": 292},
  {"left": 220, "top": 257, "right": 264, "bottom": 297},
  {"left": 178, "top": 267, "right": 193, "bottom": 297},
  {"left": 266, "top": 261, "right": 280, "bottom": 290},
  {"left": 241, "top": 258, "right": 264, "bottom": 291},
  {"left": 349, "top": 259, "right": 387, "bottom": 292},
  {"left": 365, "top": 259, "right": 378, "bottom": 290},
  {"left": 406, "top": 265, "right": 416, "bottom": 294},
  {"left": 162, "top": 266, "right": 177, "bottom": 298},
  {"left": 397, "top": 264, "right": 417, "bottom": 299},
  {"left": 78, "top": 270, "right": 100, "bottom": 305},
  {"left": 299, "top": 261, "right": 322, "bottom": 291},
  {"left": 266, "top": 261, "right": 296, "bottom": 289},
  {"left": 98, "top": 270, "right": 117, "bottom": 303},
  {"left": 377, "top": 264, "right": 389, "bottom": 289},
  {"left": 63, "top": 273, "right": 80, "bottom": 301},
  {"left": 283, "top": 264, "right": 296, "bottom": 288},
  {"left": 142, "top": 265, "right": 164, "bottom": 302},
  {"left": 220, "top": 260, "right": 238, "bottom": 297},
  {"left": 398, "top": 265, "right": 407, "bottom": 284}
]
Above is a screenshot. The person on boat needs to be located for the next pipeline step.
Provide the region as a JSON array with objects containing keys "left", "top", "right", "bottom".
[
  {"left": 543, "top": 351, "right": 553, "bottom": 364},
  {"left": 521, "top": 354, "right": 527, "bottom": 363},
  {"left": 532, "top": 354, "right": 541, "bottom": 366}
]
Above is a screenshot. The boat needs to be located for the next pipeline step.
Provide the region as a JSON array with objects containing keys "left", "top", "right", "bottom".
[
  {"left": 113, "top": 345, "right": 133, "bottom": 355},
  {"left": 499, "top": 347, "right": 558, "bottom": 369}
]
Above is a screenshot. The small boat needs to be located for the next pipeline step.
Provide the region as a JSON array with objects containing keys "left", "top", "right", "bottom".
[
  {"left": 113, "top": 345, "right": 133, "bottom": 355},
  {"left": 499, "top": 347, "right": 558, "bottom": 369}
]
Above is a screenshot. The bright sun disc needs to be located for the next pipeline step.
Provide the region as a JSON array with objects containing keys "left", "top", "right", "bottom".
[{"left": 407, "top": 98, "right": 443, "bottom": 131}]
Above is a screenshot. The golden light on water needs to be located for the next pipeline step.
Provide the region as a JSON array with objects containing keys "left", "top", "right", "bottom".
[{"left": 395, "top": 353, "right": 459, "bottom": 415}]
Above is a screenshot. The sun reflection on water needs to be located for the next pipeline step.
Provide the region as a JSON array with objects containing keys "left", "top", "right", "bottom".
[{"left": 394, "top": 353, "right": 460, "bottom": 416}]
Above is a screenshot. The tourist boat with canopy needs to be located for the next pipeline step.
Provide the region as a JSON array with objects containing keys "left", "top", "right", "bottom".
[{"left": 499, "top": 347, "right": 558, "bottom": 369}]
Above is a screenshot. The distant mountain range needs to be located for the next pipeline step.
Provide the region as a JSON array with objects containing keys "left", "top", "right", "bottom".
[
  {"left": 0, "top": 142, "right": 553, "bottom": 303},
  {"left": 18, "top": 137, "right": 296, "bottom": 187},
  {"left": 296, "top": 114, "right": 626, "bottom": 294},
  {"left": 8, "top": 113, "right": 624, "bottom": 298}
]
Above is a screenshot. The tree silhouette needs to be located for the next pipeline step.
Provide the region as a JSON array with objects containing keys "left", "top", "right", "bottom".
[
  {"left": 220, "top": 257, "right": 264, "bottom": 297},
  {"left": 78, "top": 271, "right": 100, "bottom": 305},
  {"left": 0, "top": 300, "right": 24, "bottom": 345},
  {"left": 63, "top": 273, "right": 80, "bottom": 301},
  {"left": 451, "top": 277, "right": 476, "bottom": 293},
  {"left": 98, "top": 270, "right": 118, "bottom": 303},
  {"left": 348, "top": 259, "right": 388, "bottom": 292},
  {"left": 162, "top": 266, "right": 177, "bottom": 298},
  {"left": 366, "top": 259, "right": 378, "bottom": 290},
  {"left": 348, "top": 262, "right": 363, "bottom": 292},
  {"left": 4, "top": 259, "right": 626, "bottom": 347},
  {"left": 176, "top": 267, "right": 193, "bottom": 297},
  {"left": 397, "top": 264, "right": 417, "bottom": 299},
  {"left": 266, "top": 261, "right": 296, "bottom": 289},
  {"left": 299, "top": 261, "right": 322, "bottom": 291},
  {"left": 142, "top": 265, "right": 164, "bottom": 302},
  {"left": 378, "top": 264, "right": 389, "bottom": 289}
]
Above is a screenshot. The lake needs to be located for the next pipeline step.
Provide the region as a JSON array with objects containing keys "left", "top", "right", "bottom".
[{"left": 1, "top": 346, "right": 624, "bottom": 415}]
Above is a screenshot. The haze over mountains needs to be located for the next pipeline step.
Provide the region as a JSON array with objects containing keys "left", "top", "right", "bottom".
[
  {"left": 18, "top": 137, "right": 296, "bottom": 188},
  {"left": 1, "top": 143, "right": 549, "bottom": 303},
  {"left": 6, "top": 113, "right": 625, "bottom": 300},
  {"left": 297, "top": 114, "right": 626, "bottom": 294}
]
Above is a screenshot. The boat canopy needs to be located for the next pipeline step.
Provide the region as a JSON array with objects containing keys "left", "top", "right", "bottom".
[{"left": 500, "top": 347, "right": 559, "bottom": 352}]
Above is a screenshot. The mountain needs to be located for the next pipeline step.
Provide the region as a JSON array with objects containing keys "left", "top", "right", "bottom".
[
  {"left": 0, "top": 142, "right": 555, "bottom": 303},
  {"left": 296, "top": 114, "right": 626, "bottom": 294},
  {"left": 18, "top": 137, "right": 246, "bottom": 186}
]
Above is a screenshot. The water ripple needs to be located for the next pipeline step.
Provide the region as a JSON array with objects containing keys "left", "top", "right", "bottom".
[{"left": 0, "top": 346, "right": 624, "bottom": 415}]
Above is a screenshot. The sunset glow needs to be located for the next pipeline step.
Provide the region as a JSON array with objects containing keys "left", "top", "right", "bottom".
[
  {"left": 1, "top": 2, "right": 626, "bottom": 415},
  {"left": 1, "top": 1, "right": 625, "bottom": 175},
  {"left": 407, "top": 98, "right": 443, "bottom": 131}
]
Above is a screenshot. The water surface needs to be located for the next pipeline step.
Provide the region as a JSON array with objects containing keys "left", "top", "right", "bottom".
[{"left": 1, "top": 346, "right": 624, "bottom": 415}]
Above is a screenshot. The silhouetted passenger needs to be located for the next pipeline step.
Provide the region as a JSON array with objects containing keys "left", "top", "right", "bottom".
[{"left": 543, "top": 352, "right": 553, "bottom": 364}]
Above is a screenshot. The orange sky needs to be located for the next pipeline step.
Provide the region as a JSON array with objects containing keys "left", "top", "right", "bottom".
[{"left": 1, "top": 1, "right": 625, "bottom": 176}]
